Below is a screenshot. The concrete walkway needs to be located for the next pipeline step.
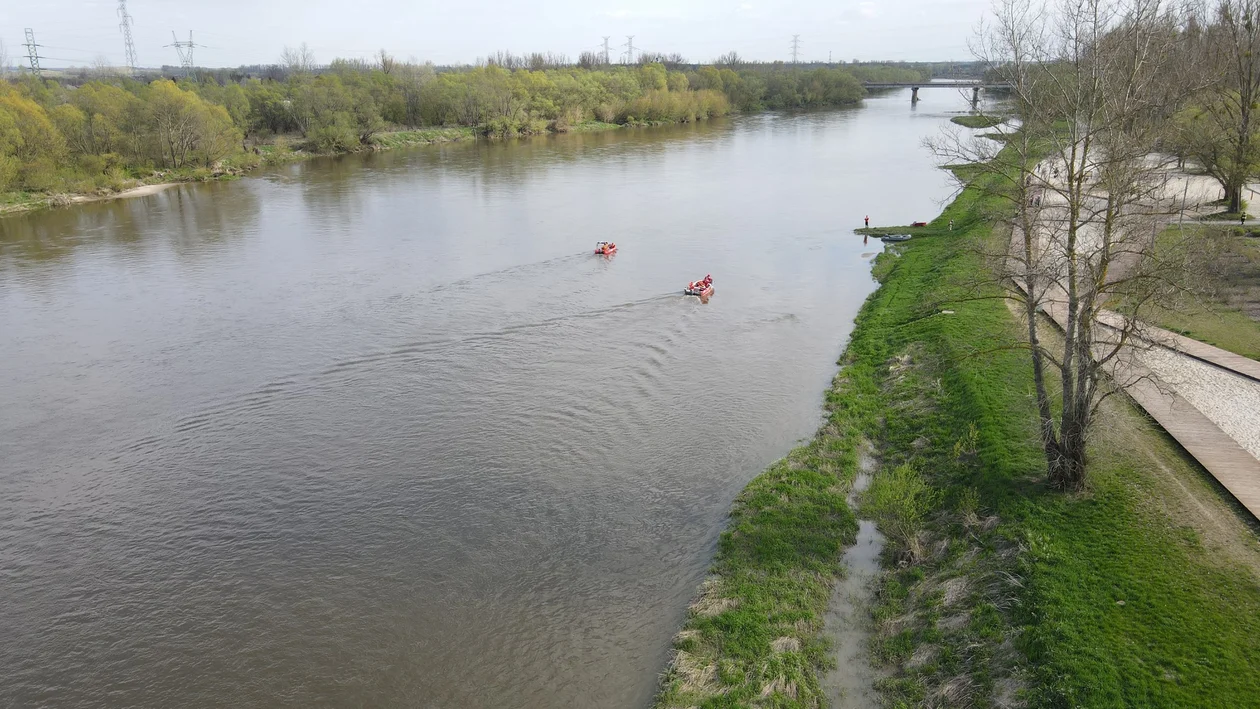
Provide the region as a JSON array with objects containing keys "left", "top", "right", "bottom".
[
  {"left": 1010, "top": 153, "right": 1260, "bottom": 518},
  {"left": 1037, "top": 293, "right": 1260, "bottom": 520}
]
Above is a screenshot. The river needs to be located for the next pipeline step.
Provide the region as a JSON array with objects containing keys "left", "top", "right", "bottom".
[{"left": 0, "top": 89, "right": 971, "bottom": 708}]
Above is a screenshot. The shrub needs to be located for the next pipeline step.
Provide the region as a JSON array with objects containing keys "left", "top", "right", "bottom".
[
  {"left": 308, "top": 113, "right": 358, "bottom": 152},
  {"left": 861, "top": 464, "right": 939, "bottom": 561}
]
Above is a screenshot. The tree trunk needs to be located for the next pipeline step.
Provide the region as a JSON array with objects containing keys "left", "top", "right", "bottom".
[
  {"left": 1227, "top": 184, "right": 1243, "bottom": 214},
  {"left": 1049, "top": 411, "right": 1088, "bottom": 490}
]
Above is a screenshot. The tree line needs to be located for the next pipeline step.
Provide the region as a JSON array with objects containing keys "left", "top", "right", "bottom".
[{"left": 0, "top": 55, "right": 925, "bottom": 196}]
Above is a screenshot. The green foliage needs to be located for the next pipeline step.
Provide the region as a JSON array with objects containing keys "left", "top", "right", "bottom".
[
  {"left": 308, "top": 112, "right": 358, "bottom": 152},
  {"left": 0, "top": 77, "right": 240, "bottom": 195},
  {"left": 861, "top": 464, "right": 939, "bottom": 561},
  {"left": 848, "top": 162, "right": 1260, "bottom": 707},
  {"left": 654, "top": 358, "right": 879, "bottom": 707},
  {"left": 847, "top": 64, "right": 929, "bottom": 83},
  {"left": 0, "top": 60, "right": 883, "bottom": 200},
  {"left": 950, "top": 114, "right": 1003, "bottom": 129}
]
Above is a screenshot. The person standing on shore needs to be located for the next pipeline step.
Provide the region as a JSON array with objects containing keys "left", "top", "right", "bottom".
[{"left": 864, "top": 215, "right": 869, "bottom": 227}]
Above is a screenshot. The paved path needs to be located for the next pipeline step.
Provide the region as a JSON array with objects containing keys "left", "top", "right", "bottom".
[
  {"left": 1009, "top": 153, "right": 1260, "bottom": 518},
  {"left": 1037, "top": 293, "right": 1260, "bottom": 520}
]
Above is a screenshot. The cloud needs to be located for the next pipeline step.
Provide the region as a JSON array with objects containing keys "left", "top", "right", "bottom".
[{"left": 858, "top": 1, "right": 878, "bottom": 18}]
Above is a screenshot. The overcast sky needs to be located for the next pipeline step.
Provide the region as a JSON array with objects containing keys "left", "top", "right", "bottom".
[{"left": 2, "top": 0, "right": 993, "bottom": 69}]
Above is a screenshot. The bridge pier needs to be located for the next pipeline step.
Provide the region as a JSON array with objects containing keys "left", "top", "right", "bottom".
[
  {"left": 971, "top": 86, "right": 981, "bottom": 107},
  {"left": 911, "top": 86, "right": 919, "bottom": 102}
]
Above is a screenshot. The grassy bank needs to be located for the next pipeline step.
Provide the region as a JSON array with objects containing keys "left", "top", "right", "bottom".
[
  {"left": 3, "top": 126, "right": 471, "bottom": 215},
  {"left": 656, "top": 165, "right": 1260, "bottom": 708},
  {"left": 1139, "top": 225, "right": 1260, "bottom": 361},
  {"left": 653, "top": 372, "right": 871, "bottom": 706},
  {"left": 950, "top": 114, "right": 1004, "bottom": 129}
]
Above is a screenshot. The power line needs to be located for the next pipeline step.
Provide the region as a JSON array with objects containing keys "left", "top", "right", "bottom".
[
  {"left": 623, "top": 35, "right": 635, "bottom": 64},
  {"left": 23, "top": 28, "right": 42, "bottom": 76},
  {"left": 117, "top": 0, "right": 137, "bottom": 74},
  {"left": 165, "top": 30, "right": 200, "bottom": 80},
  {"left": 790, "top": 35, "right": 801, "bottom": 63},
  {"left": 602, "top": 36, "right": 611, "bottom": 64}
]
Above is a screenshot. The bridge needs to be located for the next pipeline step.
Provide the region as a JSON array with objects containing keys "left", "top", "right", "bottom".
[{"left": 861, "top": 80, "right": 1012, "bottom": 103}]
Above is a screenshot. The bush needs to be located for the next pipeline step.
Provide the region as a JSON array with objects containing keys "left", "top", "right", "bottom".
[
  {"left": 308, "top": 112, "right": 358, "bottom": 152},
  {"left": 861, "top": 464, "right": 939, "bottom": 561}
]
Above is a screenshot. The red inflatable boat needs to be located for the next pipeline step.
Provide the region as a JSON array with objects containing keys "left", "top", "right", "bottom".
[{"left": 685, "top": 275, "right": 714, "bottom": 297}]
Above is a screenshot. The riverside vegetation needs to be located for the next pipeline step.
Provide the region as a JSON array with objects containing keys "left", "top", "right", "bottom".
[
  {"left": 654, "top": 149, "right": 1260, "bottom": 708},
  {"left": 0, "top": 59, "right": 924, "bottom": 211}
]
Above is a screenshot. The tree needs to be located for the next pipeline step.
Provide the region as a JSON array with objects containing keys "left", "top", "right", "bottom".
[
  {"left": 281, "top": 43, "right": 316, "bottom": 75},
  {"left": 376, "top": 49, "right": 395, "bottom": 75},
  {"left": 931, "top": 0, "right": 1202, "bottom": 490},
  {"left": 1176, "top": 0, "right": 1260, "bottom": 213},
  {"left": 143, "top": 79, "right": 239, "bottom": 168}
]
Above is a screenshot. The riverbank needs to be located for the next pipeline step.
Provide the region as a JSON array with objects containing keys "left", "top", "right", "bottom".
[
  {"left": 656, "top": 162, "right": 1260, "bottom": 707},
  {"left": 0, "top": 122, "right": 628, "bottom": 217}
]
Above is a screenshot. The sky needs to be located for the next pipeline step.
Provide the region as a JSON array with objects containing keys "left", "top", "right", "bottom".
[{"left": 1, "top": 0, "right": 993, "bottom": 69}]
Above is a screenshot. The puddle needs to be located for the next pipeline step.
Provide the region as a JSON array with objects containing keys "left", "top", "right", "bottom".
[{"left": 820, "top": 445, "right": 887, "bottom": 708}]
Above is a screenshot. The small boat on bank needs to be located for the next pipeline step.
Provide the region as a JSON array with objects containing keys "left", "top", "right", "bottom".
[
  {"left": 685, "top": 275, "right": 714, "bottom": 297},
  {"left": 882, "top": 233, "right": 912, "bottom": 242},
  {"left": 595, "top": 241, "right": 617, "bottom": 255},
  {"left": 910, "top": 221, "right": 928, "bottom": 227}
]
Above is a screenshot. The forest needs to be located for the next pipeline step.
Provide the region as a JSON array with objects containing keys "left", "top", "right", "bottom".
[{"left": 0, "top": 58, "right": 925, "bottom": 197}]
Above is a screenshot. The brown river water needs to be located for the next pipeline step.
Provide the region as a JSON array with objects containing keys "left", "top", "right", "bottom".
[{"left": 1, "top": 89, "right": 972, "bottom": 708}]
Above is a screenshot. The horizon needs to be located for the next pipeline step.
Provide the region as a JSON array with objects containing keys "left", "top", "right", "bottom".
[{"left": 1, "top": 0, "right": 990, "bottom": 71}]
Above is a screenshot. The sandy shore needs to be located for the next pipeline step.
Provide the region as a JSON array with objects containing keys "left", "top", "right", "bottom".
[{"left": 69, "top": 182, "right": 181, "bottom": 205}]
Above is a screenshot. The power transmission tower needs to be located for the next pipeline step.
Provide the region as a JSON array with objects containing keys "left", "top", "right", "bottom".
[
  {"left": 23, "top": 28, "right": 42, "bottom": 76},
  {"left": 117, "top": 0, "right": 138, "bottom": 74},
  {"left": 623, "top": 35, "right": 635, "bottom": 64},
  {"left": 165, "top": 31, "right": 199, "bottom": 80},
  {"left": 790, "top": 35, "right": 801, "bottom": 64},
  {"left": 602, "top": 36, "right": 611, "bottom": 64}
]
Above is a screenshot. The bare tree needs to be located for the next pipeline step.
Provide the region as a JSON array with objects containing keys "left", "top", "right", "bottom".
[
  {"left": 376, "top": 48, "right": 395, "bottom": 74},
  {"left": 715, "top": 51, "right": 743, "bottom": 66},
  {"left": 92, "top": 55, "right": 119, "bottom": 78},
  {"left": 0, "top": 39, "right": 9, "bottom": 78},
  {"left": 931, "top": 0, "right": 1203, "bottom": 489},
  {"left": 578, "top": 50, "right": 604, "bottom": 69},
  {"left": 1172, "top": 0, "right": 1260, "bottom": 213},
  {"left": 280, "top": 43, "right": 316, "bottom": 75}
]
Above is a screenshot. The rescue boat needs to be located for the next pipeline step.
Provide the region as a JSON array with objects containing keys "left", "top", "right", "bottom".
[
  {"left": 685, "top": 276, "right": 714, "bottom": 297},
  {"left": 595, "top": 241, "right": 617, "bottom": 255}
]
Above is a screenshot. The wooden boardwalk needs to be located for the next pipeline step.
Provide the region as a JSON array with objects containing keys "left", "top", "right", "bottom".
[{"left": 1036, "top": 296, "right": 1260, "bottom": 520}]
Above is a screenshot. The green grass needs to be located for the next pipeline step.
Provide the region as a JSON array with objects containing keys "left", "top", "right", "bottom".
[
  {"left": 653, "top": 343, "right": 883, "bottom": 707},
  {"left": 1142, "top": 301, "right": 1260, "bottom": 361},
  {"left": 950, "top": 114, "right": 1004, "bottom": 129},
  {"left": 565, "top": 120, "right": 624, "bottom": 133},
  {"left": 1138, "top": 225, "right": 1260, "bottom": 361},
  {"left": 659, "top": 154, "right": 1260, "bottom": 707},
  {"left": 369, "top": 127, "right": 476, "bottom": 149},
  {"left": 851, "top": 170, "right": 1260, "bottom": 707},
  {"left": 0, "top": 190, "right": 49, "bottom": 214}
]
